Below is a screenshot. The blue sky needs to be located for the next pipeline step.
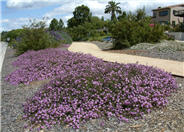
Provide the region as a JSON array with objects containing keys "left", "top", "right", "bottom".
[{"left": 1, "top": 0, "right": 183, "bottom": 31}]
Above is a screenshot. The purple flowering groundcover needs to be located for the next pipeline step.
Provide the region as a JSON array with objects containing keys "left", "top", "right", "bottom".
[{"left": 5, "top": 48, "right": 177, "bottom": 130}]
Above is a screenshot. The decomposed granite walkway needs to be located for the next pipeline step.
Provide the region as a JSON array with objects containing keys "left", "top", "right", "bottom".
[{"left": 68, "top": 42, "right": 184, "bottom": 77}]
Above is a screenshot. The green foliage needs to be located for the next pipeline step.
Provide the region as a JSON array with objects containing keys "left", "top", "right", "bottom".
[
  {"left": 67, "top": 16, "right": 109, "bottom": 41},
  {"left": 73, "top": 5, "right": 91, "bottom": 24},
  {"left": 1, "top": 31, "right": 8, "bottom": 41},
  {"left": 1, "top": 29, "right": 23, "bottom": 42},
  {"left": 66, "top": 4, "right": 111, "bottom": 41},
  {"left": 90, "top": 16, "right": 106, "bottom": 29},
  {"left": 136, "top": 7, "right": 146, "bottom": 21},
  {"left": 49, "top": 18, "right": 64, "bottom": 31},
  {"left": 105, "top": 1, "right": 122, "bottom": 21},
  {"left": 67, "top": 24, "right": 89, "bottom": 41},
  {"left": 49, "top": 18, "right": 58, "bottom": 31},
  {"left": 173, "top": 22, "right": 184, "bottom": 32},
  {"left": 162, "top": 24, "right": 172, "bottom": 31},
  {"left": 15, "top": 20, "right": 60, "bottom": 55},
  {"left": 67, "top": 17, "right": 78, "bottom": 28},
  {"left": 58, "top": 19, "right": 64, "bottom": 30},
  {"left": 111, "top": 10, "right": 166, "bottom": 49},
  {"left": 117, "top": 11, "right": 126, "bottom": 21},
  {"left": 67, "top": 5, "right": 91, "bottom": 28}
]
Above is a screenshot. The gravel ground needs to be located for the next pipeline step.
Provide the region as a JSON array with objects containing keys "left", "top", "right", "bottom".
[
  {"left": 92, "top": 40, "right": 184, "bottom": 62},
  {"left": 1, "top": 47, "right": 184, "bottom": 132}
]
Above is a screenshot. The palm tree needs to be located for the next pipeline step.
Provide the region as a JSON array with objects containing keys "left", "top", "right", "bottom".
[{"left": 105, "top": 1, "right": 122, "bottom": 21}]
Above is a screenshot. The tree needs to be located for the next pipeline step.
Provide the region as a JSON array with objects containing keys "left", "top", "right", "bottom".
[
  {"left": 105, "top": 1, "right": 122, "bottom": 21},
  {"left": 58, "top": 19, "right": 64, "bottom": 30},
  {"left": 118, "top": 11, "right": 127, "bottom": 21},
  {"left": 73, "top": 5, "right": 91, "bottom": 25},
  {"left": 67, "top": 5, "right": 91, "bottom": 28},
  {"left": 136, "top": 7, "right": 146, "bottom": 21},
  {"left": 49, "top": 18, "right": 59, "bottom": 31},
  {"left": 90, "top": 16, "right": 105, "bottom": 29},
  {"left": 67, "top": 17, "right": 78, "bottom": 28}
]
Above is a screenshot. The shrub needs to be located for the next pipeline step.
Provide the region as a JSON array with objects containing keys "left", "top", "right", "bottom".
[
  {"left": 111, "top": 18, "right": 165, "bottom": 49},
  {"left": 14, "top": 20, "right": 60, "bottom": 55},
  {"left": 5, "top": 48, "right": 177, "bottom": 130},
  {"left": 110, "top": 8, "right": 168, "bottom": 49},
  {"left": 67, "top": 16, "right": 108, "bottom": 41},
  {"left": 149, "top": 24, "right": 165, "bottom": 42},
  {"left": 173, "top": 22, "right": 184, "bottom": 32},
  {"left": 68, "top": 25, "right": 89, "bottom": 41},
  {"left": 1, "top": 29, "right": 23, "bottom": 47}
]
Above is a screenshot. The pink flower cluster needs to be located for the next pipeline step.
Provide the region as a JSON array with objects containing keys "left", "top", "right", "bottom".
[
  {"left": 5, "top": 48, "right": 177, "bottom": 130},
  {"left": 5, "top": 48, "right": 99, "bottom": 85}
]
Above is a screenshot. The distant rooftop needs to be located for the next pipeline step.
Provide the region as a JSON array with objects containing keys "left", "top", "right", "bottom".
[{"left": 152, "top": 4, "right": 184, "bottom": 11}]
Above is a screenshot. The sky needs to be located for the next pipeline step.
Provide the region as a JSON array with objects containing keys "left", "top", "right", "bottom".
[{"left": 0, "top": 0, "right": 184, "bottom": 31}]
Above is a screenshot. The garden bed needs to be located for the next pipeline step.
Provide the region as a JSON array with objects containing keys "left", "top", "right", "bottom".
[{"left": 1, "top": 47, "right": 184, "bottom": 132}]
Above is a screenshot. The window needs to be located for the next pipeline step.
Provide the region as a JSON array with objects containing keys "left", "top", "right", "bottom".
[
  {"left": 159, "top": 10, "right": 168, "bottom": 16},
  {"left": 173, "top": 10, "right": 176, "bottom": 15}
]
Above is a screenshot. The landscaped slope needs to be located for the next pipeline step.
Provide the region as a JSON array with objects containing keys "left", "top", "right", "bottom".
[{"left": 5, "top": 48, "right": 177, "bottom": 131}]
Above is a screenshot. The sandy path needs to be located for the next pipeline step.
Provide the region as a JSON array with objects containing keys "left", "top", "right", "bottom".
[{"left": 68, "top": 42, "right": 184, "bottom": 77}]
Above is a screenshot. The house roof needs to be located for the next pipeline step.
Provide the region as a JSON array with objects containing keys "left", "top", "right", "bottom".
[{"left": 152, "top": 4, "right": 184, "bottom": 11}]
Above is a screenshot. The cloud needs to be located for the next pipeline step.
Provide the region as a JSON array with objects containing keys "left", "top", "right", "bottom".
[
  {"left": 119, "top": 0, "right": 183, "bottom": 14},
  {"left": 44, "top": 0, "right": 109, "bottom": 25},
  {"left": 44, "top": 0, "right": 183, "bottom": 18},
  {"left": 44, "top": 2, "right": 76, "bottom": 18},
  {"left": 44, "top": 0, "right": 183, "bottom": 26},
  {"left": 6, "top": 0, "right": 183, "bottom": 10},
  {"left": 6, "top": 0, "right": 61, "bottom": 8},
  {"left": 0, "top": 18, "right": 28, "bottom": 31},
  {"left": 3, "top": 0, "right": 184, "bottom": 31},
  {"left": 1, "top": 19, "right": 9, "bottom": 23},
  {"left": 0, "top": 17, "right": 51, "bottom": 31}
]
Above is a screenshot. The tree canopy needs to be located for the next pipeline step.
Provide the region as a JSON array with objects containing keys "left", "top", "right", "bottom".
[
  {"left": 49, "top": 18, "right": 64, "bottom": 31},
  {"left": 136, "top": 7, "right": 146, "bottom": 21},
  {"left": 49, "top": 18, "right": 58, "bottom": 31},
  {"left": 67, "top": 5, "right": 91, "bottom": 28},
  {"left": 105, "top": 1, "right": 122, "bottom": 21},
  {"left": 58, "top": 19, "right": 64, "bottom": 30}
]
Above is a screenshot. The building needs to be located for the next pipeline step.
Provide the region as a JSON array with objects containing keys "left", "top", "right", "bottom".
[{"left": 152, "top": 4, "right": 184, "bottom": 26}]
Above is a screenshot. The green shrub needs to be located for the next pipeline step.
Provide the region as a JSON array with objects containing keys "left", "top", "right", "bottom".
[
  {"left": 15, "top": 20, "right": 60, "bottom": 55},
  {"left": 1, "top": 29, "right": 23, "bottom": 42},
  {"left": 173, "top": 22, "right": 184, "bottom": 32},
  {"left": 67, "top": 15, "right": 108, "bottom": 41},
  {"left": 68, "top": 25, "right": 89, "bottom": 41},
  {"left": 111, "top": 17, "right": 165, "bottom": 49},
  {"left": 149, "top": 24, "right": 165, "bottom": 42}
]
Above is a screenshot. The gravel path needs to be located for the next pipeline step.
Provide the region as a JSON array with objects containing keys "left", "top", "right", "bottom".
[
  {"left": 92, "top": 41, "right": 184, "bottom": 62},
  {"left": 1, "top": 47, "right": 184, "bottom": 132},
  {"left": 1, "top": 47, "right": 45, "bottom": 132}
]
